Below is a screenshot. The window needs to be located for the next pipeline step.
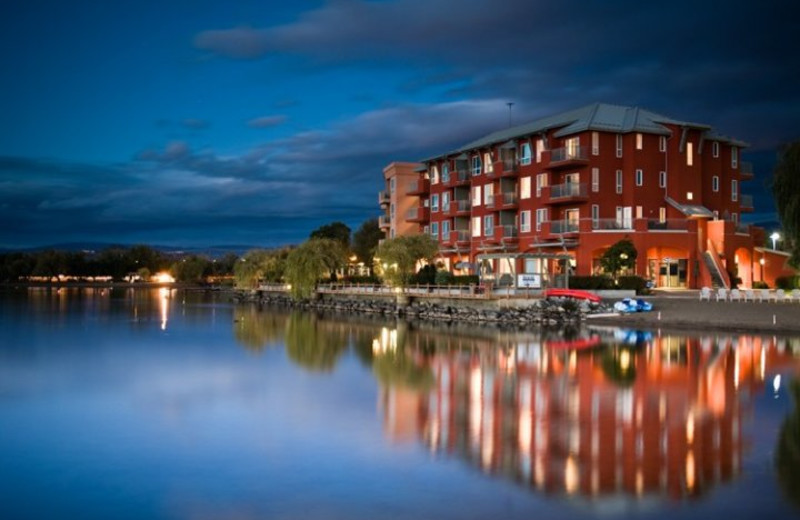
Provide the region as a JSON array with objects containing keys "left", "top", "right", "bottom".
[
  {"left": 472, "top": 216, "right": 481, "bottom": 237},
  {"left": 635, "top": 169, "right": 643, "bottom": 186},
  {"left": 431, "top": 165, "right": 439, "bottom": 184},
  {"left": 442, "top": 191, "right": 450, "bottom": 212},
  {"left": 591, "top": 132, "right": 599, "bottom": 156},
  {"left": 536, "top": 138, "right": 545, "bottom": 162},
  {"left": 731, "top": 179, "right": 738, "bottom": 202},
  {"left": 687, "top": 191, "right": 693, "bottom": 200},
  {"left": 712, "top": 175, "right": 719, "bottom": 192},
  {"left": 659, "top": 207, "right": 666, "bottom": 223},
  {"left": 616, "top": 134, "right": 623, "bottom": 158},
  {"left": 636, "top": 133, "right": 643, "bottom": 150},
  {"left": 431, "top": 194, "right": 440, "bottom": 212},
  {"left": 472, "top": 155, "right": 482, "bottom": 176},
  {"left": 636, "top": 206, "right": 643, "bottom": 219},
  {"left": 686, "top": 142, "right": 693, "bottom": 166},
  {"left": 520, "top": 143, "right": 532, "bottom": 165},
  {"left": 731, "top": 147, "right": 738, "bottom": 168},
  {"left": 484, "top": 183, "right": 494, "bottom": 206},
  {"left": 520, "top": 177, "right": 531, "bottom": 199},
  {"left": 565, "top": 137, "right": 579, "bottom": 158},
  {"left": 732, "top": 212, "right": 738, "bottom": 224},
  {"left": 472, "top": 186, "right": 481, "bottom": 206},
  {"left": 591, "top": 205, "right": 599, "bottom": 229},
  {"left": 535, "top": 208, "right": 548, "bottom": 231},
  {"left": 484, "top": 152, "right": 494, "bottom": 174},
  {"left": 712, "top": 141, "right": 719, "bottom": 158},
  {"left": 536, "top": 173, "right": 548, "bottom": 197},
  {"left": 442, "top": 220, "right": 450, "bottom": 239},
  {"left": 520, "top": 210, "right": 531, "bottom": 232},
  {"left": 591, "top": 167, "right": 599, "bottom": 192},
  {"left": 441, "top": 163, "right": 450, "bottom": 183},
  {"left": 430, "top": 222, "right": 439, "bottom": 238},
  {"left": 484, "top": 215, "right": 494, "bottom": 237},
  {"left": 659, "top": 171, "right": 667, "bottom": 188},
  {"left": 659, "top": 136, "right": 666, "bottom": 152},
  {"left": 616, "top": 170, "right": 623, "bottom": 194}
]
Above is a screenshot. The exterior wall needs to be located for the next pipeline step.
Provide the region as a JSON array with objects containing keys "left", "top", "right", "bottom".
[
  {"left": 382, "top": 107, "right": 796, "bottom": 289},
  {"left": 381, "top": 162, "right": 422, "bottom": 239}
]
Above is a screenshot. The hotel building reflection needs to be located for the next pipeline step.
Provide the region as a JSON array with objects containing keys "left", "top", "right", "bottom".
[{"left": 377, "top": 327, "right": 800, "bottom": 501}]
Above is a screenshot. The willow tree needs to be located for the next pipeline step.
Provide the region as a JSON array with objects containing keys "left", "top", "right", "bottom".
[
  {"left": 284, "top": 238, "right": 346, "bottom": 299},
  {"left": 772, "top": 141, "right": 800, "bottom": 267},
  {"left": 233, "top": 248, "right": 289, "bottom": 289},
  {"left": 375, "top": 234, "right": 439, "bottom": 287}
]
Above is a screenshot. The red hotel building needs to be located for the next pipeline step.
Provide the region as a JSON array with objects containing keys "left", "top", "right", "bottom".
[{"left": 380, "top": 103, "right": 795, "bottom": 289}]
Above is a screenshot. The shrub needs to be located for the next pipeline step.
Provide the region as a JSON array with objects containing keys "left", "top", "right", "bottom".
[
  {"left": 617, "top": 275, "right": 649, "bottom": 294},
  {"left": 344, "top": 275, "right": 381, "bottom": 285},
  {"left": 409, "top": 264, "right": 437, "bottom": 285},
  {"left": 434, "top": 270, "right": 455, "bottom": 285},
  {"left": 776, "top": 276, "right": 800, "bottom": 290},
  {"left": 753, "top": 281, "right": 770, "bottom": 289},
  {"left": 453, "top": 275, "right": 480, "bottom": 286},
  {"left": 568, "top": 275, "right": 614, "bottom": 290}
]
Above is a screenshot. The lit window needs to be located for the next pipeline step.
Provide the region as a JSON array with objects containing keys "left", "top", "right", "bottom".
[
  {"left": 659, "top": 207, "right": 666, "bottom": 223},
  {"left": 592, "top": 132, "right": 599, "bottom": 156},
  {"left": 484, "top": 215, "right": 494, "bottom": 236},
  {"left": 536, "top": 173, "right": 548, "bottom": 197},
  {"left": 520, "top": 177, "right": 531, "bottom": 199},
  {"left": 687, "top": 142, "right": 693, "bottom": 166},
  {"left": 536, "top": 138, "right": 545, "bottom": 162},
  {"left": 592, "top": 168, "right": 599, "bottom": 192},
  {"left": 472, "top": 216, "right": 481, "bottom": 237},
  {"left": 484, "top": 152, "right": 494, "bottom": 174},
  {"left": 472, "top": 186, "right": 481, "bottom": 206},
  {"left": 535, "top": 208, "right": 548, "bottom": 231},
  {"left": 687, "top": 192, "right": 693, "bottom": 200},
  {"left": 636, "top": 133, "right": 643, "bottom": 150},
  {"left": 520, "top": 143, "right": 532, "bottom": 165},
  {"left": 484, "top": 183, "right": 494, "bottom": 207},
  {"left": 431, "top": 166, "right": 439, "bottom": 184}
]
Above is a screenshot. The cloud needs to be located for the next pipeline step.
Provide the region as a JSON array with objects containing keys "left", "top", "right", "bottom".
[
  {"left": 193, "top": 25, "right": 271, "bottom": 59},
  {"left": 247, "top": 115, "right": 287, "bottom": 128},
  {"left": 182, "top": 118, "right": 209, "bottom": 130}
]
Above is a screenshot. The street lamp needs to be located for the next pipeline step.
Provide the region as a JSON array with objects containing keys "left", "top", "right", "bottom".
[{"left": 770, "top": 232, "right": 780, "bottom": 250}]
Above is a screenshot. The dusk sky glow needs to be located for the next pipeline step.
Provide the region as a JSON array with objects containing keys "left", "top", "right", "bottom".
[{"left": 1, "top": 0, "right": 797, "bottom": 250}]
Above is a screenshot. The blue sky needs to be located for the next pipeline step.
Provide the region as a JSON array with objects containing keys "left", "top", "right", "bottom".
[{"left": 1, "top": 0, "right": 797, "bottom": 249}]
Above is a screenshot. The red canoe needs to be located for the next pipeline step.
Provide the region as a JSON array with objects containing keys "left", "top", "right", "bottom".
[{"left": 543, "top": 288, "right": 601, "bottom": 303}]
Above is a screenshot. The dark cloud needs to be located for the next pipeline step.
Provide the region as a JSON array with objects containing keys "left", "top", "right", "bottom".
[{"left": 247, "top": 115, "right": 287, "bottom": 128}]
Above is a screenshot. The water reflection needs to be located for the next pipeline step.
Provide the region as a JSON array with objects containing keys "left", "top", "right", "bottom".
[{"left": 230, "top": 308, "right": 800, "bottom": 504}]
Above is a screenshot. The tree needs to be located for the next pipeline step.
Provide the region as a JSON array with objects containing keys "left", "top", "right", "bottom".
[
  {"left": 284, "top": 238, "right": 347, "bottom": 299},
  {"left": 599, "top": 238, "right": 638, "bottom": 281},
  {"left": 375, "top": 234, "right": 439, "bottom": 287},
  {"left": 171, "top": 255, "right": 210, "bottom": 284},
  {"left": 234, "top": 248, "right": 289, "bottom": 289},
  {"left": 309, "top": 221, "right": 351, "bottom": 249},
  {"left": 351, "top": 218, "right": 383, "bottom": 271},
  {"left": 772, "top": 141, "right": 800, "bottom": 267}
]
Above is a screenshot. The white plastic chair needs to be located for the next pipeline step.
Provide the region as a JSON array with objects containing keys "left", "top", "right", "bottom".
[
  {"left": 792, "top": 289, "right": 800, "bottom": 302},
  {"left": 699, "top": 287, "right": 712, "bottom": 301},
  {"left": 744, "top": 289, "right": 755, "bottom": 302},
  {"left": 758, "top": 288, "right": 770, "bottom": 302},
  {"left": 775, "top": 290, "right": 786, "bottom": 303},
  {"left": 729, "top": 288, "right": 742, "bottom": 301},
  {"left": 716, "top": 288, "right": 728, "bottom": 301}
]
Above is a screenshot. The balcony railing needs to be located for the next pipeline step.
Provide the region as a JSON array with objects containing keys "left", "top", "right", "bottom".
[
  {"left": 496, "top": 225, "right": 518, "bottom": 239},
  {"left": 550, "top": 220, "right": 579, "bottom": 234},
  {"left": 379, "top": 190, "right": 390, "bottom": 206},
  {"left": 645, "top": 219, "right": 689, "bottom": 231},
  {"left": 378, "top": 215, "right": 391, "bottom": 228},
  {"left": 550, "top": 182, "right": 588, "bottom": 200},
  {"left": 499, "top": 192, "right": 518, "bottom": 206},
  {"left": 736, "top": 222, "right": 750, "bottom": 234},
  {"left": 456, "top": 199, "right": 471, "bottom": 213},
  {"left": 740, "top": 194, "right": 753, "bottom": 210},
  {"left": 406, "top": 179, "right": 430, "bottom": 195},
  {"left": 740, "top": 161, "right": 754, "bottom": 179},
  {"left": 454, "top": 170, "right": 470, "bottom": 184},
  {"left": 501, "top": 159, "right": 518, "bottom": 175},
  {"left": 485, "top": 195, "right": 496, "bottom": 209},
  {"left": 451, "top": 230, "right": 471, "bottom": 243},
  {"left": 406, "top": 207, "right": 429, "bottom": 222},
  {"left": 591, "top": 218, "right": 633, "bottom": 231},
  {"left": 550, "top": 145, "right": 589, "bottom": 165}
]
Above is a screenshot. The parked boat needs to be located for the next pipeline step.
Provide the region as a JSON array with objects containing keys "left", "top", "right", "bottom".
[
  {"left": 543, "top": 288, "right": 601, "bottom": 303},
  {"left": 613, "top": 298, "right": 653, "bottom": 313}
]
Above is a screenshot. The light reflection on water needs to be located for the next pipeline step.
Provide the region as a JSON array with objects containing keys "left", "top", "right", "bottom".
[{"left": 1, "top": 287, "right": 800, "bottom": 519}]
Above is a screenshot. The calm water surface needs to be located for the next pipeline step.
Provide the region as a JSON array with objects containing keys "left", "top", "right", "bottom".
[{"left": 1, "top": 287, "right": 799, "bottom": 520}]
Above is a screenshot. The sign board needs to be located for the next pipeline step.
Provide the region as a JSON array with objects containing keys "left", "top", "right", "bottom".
[{"left": 517, "top": 274, "right": 542, "bottom": 288}]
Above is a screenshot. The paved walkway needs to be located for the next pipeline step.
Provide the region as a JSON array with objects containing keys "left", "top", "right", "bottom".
[{"left": 588, "top": 290, "right": 800, "bottom": 334}]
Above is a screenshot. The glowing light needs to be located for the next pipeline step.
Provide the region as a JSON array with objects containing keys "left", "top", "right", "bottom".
[
  {"left": 152, "top": 272, "right": 175, "bottom": 284},
  {"left": 565, "top": 455, "right": 579, "bottom": 494},
  {"left": 773, "top": 374, "right": 782, "bottom": 396},
  {"left": 158, "top": 287, "right": 170, "bottom": 330},
  {"left": 685, "top": 451, "right": 696, "bottom": 491},
  {"left": 686, "top": 413, "right": 695, "bottom": 445},
  {"left": 620, "top": 349, "right": 631, "bottom": 370}
]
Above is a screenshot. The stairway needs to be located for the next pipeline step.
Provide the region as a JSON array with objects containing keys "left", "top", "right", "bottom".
[{"left": 703, "top": 251, "right": 728, "bottom": 289}]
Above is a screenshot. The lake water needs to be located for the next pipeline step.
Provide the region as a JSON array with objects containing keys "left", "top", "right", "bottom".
[{"left": 1, "top": 287, "right": 799, "bottom": 520}]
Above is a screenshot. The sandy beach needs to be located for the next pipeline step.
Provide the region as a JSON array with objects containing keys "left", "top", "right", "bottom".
[{"left": 589, "top": 290, "right": 800, "bottom": 334}]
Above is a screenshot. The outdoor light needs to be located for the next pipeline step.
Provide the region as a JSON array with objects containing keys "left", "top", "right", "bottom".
[
  {"left": 770, "top": 232, "right": 780, "bottom": 250},
  {"left": 760, "top": 258, "right": 765, "bottom": 265}
]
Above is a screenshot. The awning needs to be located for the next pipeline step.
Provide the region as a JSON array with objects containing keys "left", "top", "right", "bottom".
[{"left": 665, "top": 196, "right": 714, "bottom": 218}]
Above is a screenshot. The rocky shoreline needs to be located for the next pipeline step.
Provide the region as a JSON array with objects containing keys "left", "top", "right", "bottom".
[{"left": 232, "top": 290, "right": 612, "bottom": 326}]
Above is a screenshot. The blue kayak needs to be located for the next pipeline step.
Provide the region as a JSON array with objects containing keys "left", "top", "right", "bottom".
[{"left": 613, "top": 298, "right": 653, "bottom": 313}]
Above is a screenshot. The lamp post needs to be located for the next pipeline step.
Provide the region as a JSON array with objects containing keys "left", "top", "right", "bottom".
[{"left": 770, "top": 232, "right": 780, "bottom": 250}]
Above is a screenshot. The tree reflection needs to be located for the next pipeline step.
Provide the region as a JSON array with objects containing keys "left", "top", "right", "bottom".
[
  {"left": 284, "top": 311, "right": 347, "bottom": 371},
  {"left": 600, "top": 345, "right": 638, "bottom": 387},
  {"left": 232, "top": 305, "right": 288, "bottom": 352},
  {"left": 776, "top": 379, "right": 800, "bottom": 508}
]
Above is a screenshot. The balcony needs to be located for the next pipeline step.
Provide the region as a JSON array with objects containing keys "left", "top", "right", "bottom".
[
  {"left": 548, "top": 145, "right": 589, "bottom": 169},
  {"left": 406, "top": 207, "right": 430, "bottom": 223},
  {"left": 498, "top": 191, "right": 518, "bottom": 209},
  {"left": 485, "top": 225, "right": 518, "bottom": 243},
  {"left": 499, "top": 159, "right": 519, "bottom": 177},
  {"left": 740, "top": 161, "right": 754, "bottom": 180},
  {"left": 545, "top": 182, "right": 589, "bottom": 204},
  {"left": 406, "top": 179, "right": 430, "bottom": 195},
  {"left": 378, "top": 190, "right": 390, "bottom": 207},
  {"left": 451, "top": 230, "right": 471, "bottom": 245},
  {"left": 740, "top": 194, "right": 754, "bottom": 212},
  {"left": 550, "top": 220, "right": 580, "bottom": 234},
  {"left": 451, "top": 170, "right": 470, "bottom": 186},
  {"left": 591, "top": 218, "right": 633, "bottom": 231},
  {"left": 378, "top": 214, "right": 391, "bottom": 229},
  {"left": 455, "top": 199, "right": 471, "bottom": 215}
]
